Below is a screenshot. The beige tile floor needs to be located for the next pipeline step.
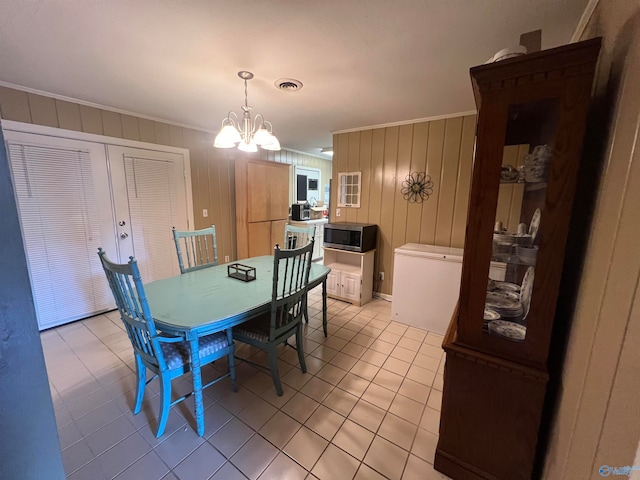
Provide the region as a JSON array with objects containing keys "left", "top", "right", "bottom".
[{"left": 42, "top": 285, "right": 452, "bottom": 479}]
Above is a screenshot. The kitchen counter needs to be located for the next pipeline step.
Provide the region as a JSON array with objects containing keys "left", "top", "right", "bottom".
[{"left": 288, "top": 218, "right": 329, "bottom": 225}]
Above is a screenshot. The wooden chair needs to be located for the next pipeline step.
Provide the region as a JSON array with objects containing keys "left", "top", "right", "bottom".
[
  {"left": 232, "top": 240, "right": 314, "bottom": 395},
  {"left": 284, "top": 224, "right": 316, "bottom": 249},
  {"left": 172, "top": 225, "right": 218, "bottom": 274},
  {"left": 97, "top": 248, "right": 236, "bottom": 437}
]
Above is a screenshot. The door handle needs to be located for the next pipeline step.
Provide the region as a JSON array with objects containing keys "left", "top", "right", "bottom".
[{"left": 120, "top": 232, "right": 129, "bottom": 239}]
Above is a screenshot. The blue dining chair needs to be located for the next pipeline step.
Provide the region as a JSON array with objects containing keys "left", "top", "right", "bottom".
[
  {"left": 233, "top": 240, "right": 314, "bottom": 395},
  {"left": 172, "top": 225, "right": 218, "bottom": 274},
  {"left": 97, "top": 248, "right": 236, "bottom": 437},
  {"left": 284, "top": 224, "right": 316, "bottom": 249}
]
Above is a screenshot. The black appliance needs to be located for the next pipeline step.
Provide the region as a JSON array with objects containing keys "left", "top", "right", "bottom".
[
  {"left": 323, "top": 223, "right": 377, "bottom": 252},
  {"left": 291, "top": 203, "right": 310, "bottom": 221}
]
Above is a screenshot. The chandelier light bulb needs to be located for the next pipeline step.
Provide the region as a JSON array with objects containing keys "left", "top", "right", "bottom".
[
  {"left": 261, "top": 134, "right": 281, "bottom": 151},
  {"left": 214, "top": 124, "right": 242, "bottom": 147},
  {"left": 253, "top": 127, "right": 273, "bottom": 146},
  {"left": 238, "top": 139, "right": 258, "bottom": 153}
]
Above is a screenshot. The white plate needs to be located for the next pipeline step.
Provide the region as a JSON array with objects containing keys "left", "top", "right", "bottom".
[
  {"left": 484, "top": 309, "right": 500, "bottom": 321},
  {"left": 488, "top": 290, "right": 519, "bottom": 301},
  {"left": 486, "top": 292, "right": 521, "bottom": 309},
  {"left": 494, "top": 281, "right": 520, "bottom": 293},
  {"left": 520, "top": 266, "right": 535, "bottom": 319},
  {"left": 529, "top": 208, "right": 541, "bottom": 244},
  {"left": 488, "top": 320, "right": 526, "bottom": 342}
]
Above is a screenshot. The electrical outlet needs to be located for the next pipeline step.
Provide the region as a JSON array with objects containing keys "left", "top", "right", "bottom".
[
  {"left": 336, "top": 208, "right": 341, "bottom": 217},
  {"left": 379, "top": 272, "right": 384, "bottom": 281},
  {"left": 224, "top": 255, "right": 230, "bottom": 263},
  {"left": 202, "top": 209, "right": 208, "bottom": 218}
]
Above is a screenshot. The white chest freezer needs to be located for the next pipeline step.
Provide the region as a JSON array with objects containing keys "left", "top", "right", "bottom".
[{"left": 391, "top": 243, "right": 505, "bottom": 334}]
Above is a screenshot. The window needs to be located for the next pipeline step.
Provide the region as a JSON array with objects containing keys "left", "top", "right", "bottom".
[{"left": 337, "top": 171, "right": 361, "bottom": 207}]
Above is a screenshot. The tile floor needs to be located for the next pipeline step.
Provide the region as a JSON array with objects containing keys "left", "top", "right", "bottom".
[{"left": 42, "top": 285, "right": 452, "bottom": 480}]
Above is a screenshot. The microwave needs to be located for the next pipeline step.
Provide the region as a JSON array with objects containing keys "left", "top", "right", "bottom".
[{"left": 323, "top": 223, "right": 377, "bottom": 252}]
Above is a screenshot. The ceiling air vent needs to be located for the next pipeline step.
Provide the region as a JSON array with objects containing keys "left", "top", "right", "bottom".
[{"left": 275, "top": 78, "right": 303, "bottom": 91}]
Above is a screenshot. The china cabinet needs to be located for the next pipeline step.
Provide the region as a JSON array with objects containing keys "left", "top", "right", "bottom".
[{"left": 435, "top": 38, "right": 601, "bottom": 480}]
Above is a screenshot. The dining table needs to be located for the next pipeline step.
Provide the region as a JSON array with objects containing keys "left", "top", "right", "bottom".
[{"left": 144, "top": 255, "right": 331, "bottom": 436}]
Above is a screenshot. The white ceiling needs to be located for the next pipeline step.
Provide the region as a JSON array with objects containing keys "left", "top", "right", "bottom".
[{"left": 0, "top": 0, "right": 588, "bottom": 158}]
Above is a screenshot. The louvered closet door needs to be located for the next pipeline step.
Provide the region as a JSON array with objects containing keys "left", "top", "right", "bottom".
[
  {"left": 7, "top": 139, "right": 118, "bottom": 330},
  {"left": 107, "top": 146, "right": 191, "bottom": 282}
]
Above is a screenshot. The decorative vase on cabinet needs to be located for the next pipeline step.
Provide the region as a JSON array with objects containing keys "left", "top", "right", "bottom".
[{"left": 435, "top": 38, "right": 601, "bottom": 480}]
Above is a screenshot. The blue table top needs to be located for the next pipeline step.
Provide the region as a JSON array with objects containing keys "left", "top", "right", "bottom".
[{"left": 145, "top": 256, "right": 330, "bottom": 335}]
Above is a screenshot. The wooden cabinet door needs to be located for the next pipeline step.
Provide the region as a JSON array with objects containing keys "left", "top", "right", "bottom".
[
  {"left": 247, "top": 162, "right": 290, "bottom": 222},
  {"left": 247, "top": 163, "right": 270, "bottom": 222},
  {"left": 268, "top": 164, "right": 290, "bottom": 220},
  {"left": 341, "top": 273, "right": 361, "bottom": 302},
  {"left": 247, "top": 221, "right": 272, "bottom": 257}
]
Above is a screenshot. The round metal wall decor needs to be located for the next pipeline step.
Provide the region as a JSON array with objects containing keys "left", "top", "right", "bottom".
[{"left": 401, "top": 171, "right": 434, "bottom": 203}]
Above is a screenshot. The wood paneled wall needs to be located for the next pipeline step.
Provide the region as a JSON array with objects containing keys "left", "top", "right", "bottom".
[
  {"left": 0, "top": 85, "right": 331, "bottom": 264},
  {"left": 331, "top": 114, "right": 477, "bottom": 295}
]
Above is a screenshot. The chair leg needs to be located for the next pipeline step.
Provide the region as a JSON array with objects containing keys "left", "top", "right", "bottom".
[
  {"left": 267, "top": 347, "right": 283, "bottom": 396},
  {"left": 296, "top": 325, "right": 307, "bottom": 373},
  {"left": 133, "top": 353, "right": 146, "bottom": 414},
  {"left": 156, "top": 373, "right": 172, "bottom": 438}
]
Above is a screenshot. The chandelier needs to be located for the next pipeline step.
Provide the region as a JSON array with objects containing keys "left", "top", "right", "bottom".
[{"left": 213, "top": 71, "right": 281, "bottom": 152}]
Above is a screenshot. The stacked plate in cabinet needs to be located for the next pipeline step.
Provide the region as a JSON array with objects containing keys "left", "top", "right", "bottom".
[
  {"left": 487, "top": 321, "right": 526, "bottom": 342},
  {"left": 483, "top": 308, "right": 500, "bottom": 333},
  {"left": 485, "top": 280, "right": 526, "bottom": 342},
  {"left": 492, "top": 232, "right": 532, "bottom": 261}
]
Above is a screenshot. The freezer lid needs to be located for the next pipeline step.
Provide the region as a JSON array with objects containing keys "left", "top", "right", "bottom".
[{"left": 394, "top": 243, "right": 464, "bottom": 260}]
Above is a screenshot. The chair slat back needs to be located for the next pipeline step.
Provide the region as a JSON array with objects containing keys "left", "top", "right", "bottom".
[
  {"left": 270, "top": 240, "right": 314, "bottom": 340},
  {"left": 284, "top": 224, "right": 316, "bottom": 250},
  {"left": 173, "top": 225, "right": 218, "bottom": 274},
  {"left": 98, "top": 248, "right": 168, "bottom": 371}
]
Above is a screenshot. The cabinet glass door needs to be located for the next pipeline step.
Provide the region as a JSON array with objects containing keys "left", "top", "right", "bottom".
[{"left": 484, "top": 98, "right": 560, "bottom": 345}]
